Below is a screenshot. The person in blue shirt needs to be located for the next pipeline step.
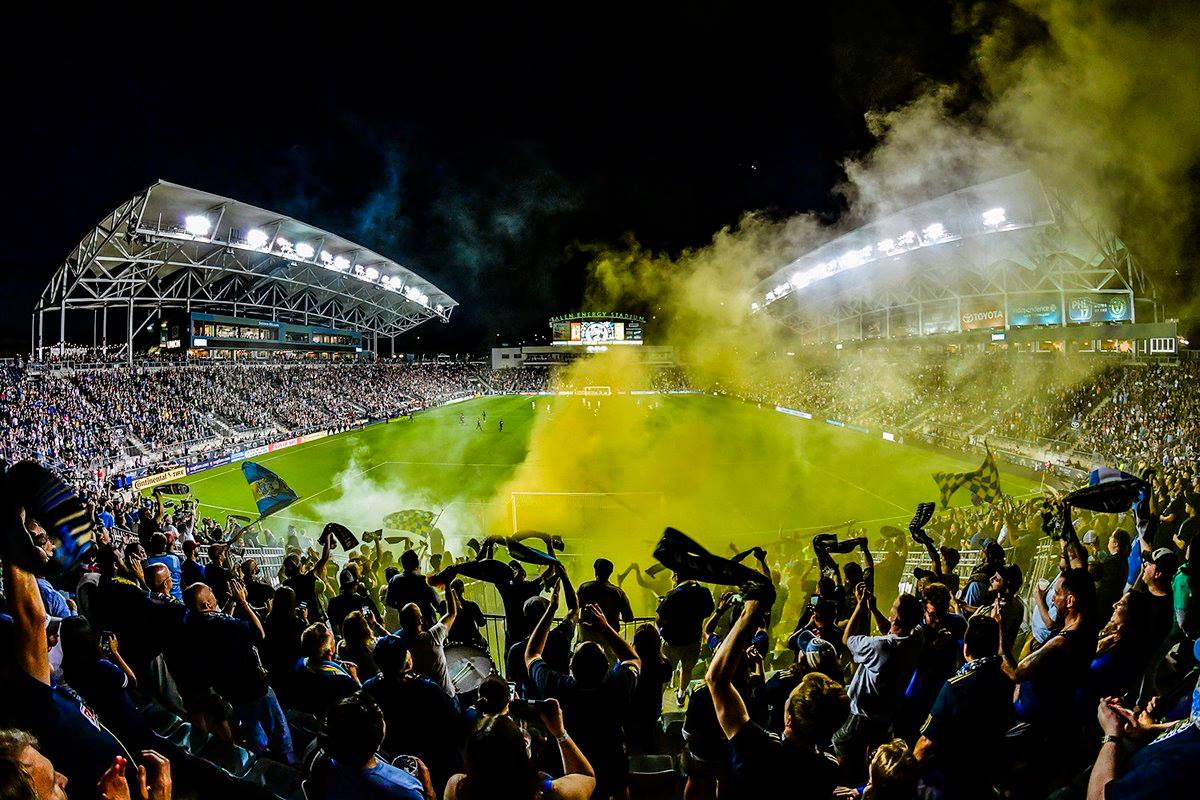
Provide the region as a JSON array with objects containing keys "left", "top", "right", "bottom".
[
  {"left": 311, "top": 692, "right": 434, "bottom": 800},
  {"left": 143, "top": 533, "right": 183, "bottom": 603}
]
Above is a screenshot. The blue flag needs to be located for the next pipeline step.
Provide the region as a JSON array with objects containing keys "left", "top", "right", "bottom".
[{"left": 241, "top": 461, "right": 299, "bottom": 518}]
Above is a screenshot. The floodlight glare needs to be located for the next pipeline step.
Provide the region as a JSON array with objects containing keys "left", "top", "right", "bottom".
[
  {"left": 332, "top": 256, "right": 350, "bottom": 271},
  {"left": 922, "top": 222, "right": 946, "bottom": 242},
  {"left": 276, "top": 237, "right": 293, "bottom": 251},
  {"left": 246, "top": 229, "right": 269, "bottom": 248},
  {"left": 981, "top": 207, "right": 1007, "bottom": 226},
  {"left": 295, "top": 242, "right": 315, "bottom": 259},
  {"left": 184, "top": 215, "right": 211, "bottom": 236},
  {"left": 320, "top": 250, "right": 333, "bottom": 263},
  {"left": 364, "top": 266, "right": 380, "bottom": 281}
]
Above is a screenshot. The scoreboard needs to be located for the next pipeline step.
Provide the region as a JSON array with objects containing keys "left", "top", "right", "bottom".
[{"left": 550, "top": 313, "right": 644, "bottom": 346}]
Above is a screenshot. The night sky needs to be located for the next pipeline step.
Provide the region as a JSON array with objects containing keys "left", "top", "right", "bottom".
[{"left": 6, "top": 3, "right": 978, "bottom": 354}]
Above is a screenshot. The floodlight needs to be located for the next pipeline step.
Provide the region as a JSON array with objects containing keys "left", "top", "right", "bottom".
[
  {"left": 295, "top": 242, "right": 315, "bottom": 259},
  {"left": 320, "top": 250, "right": 333, "bottom": 263},
  {"left": 364, "top": 266, "right": 380, "bottom": 281},
  {"left": 184, "top": 215, "right": 211, "bottom": 236},
  {"left": 922, "top": 222, "right": 946, "bottom": 242},
  {"left": 332, "top": 256, "right": 350, "bottom": 271},
  {"left": 246, "top": 229, "right": 269, "bottom": 248},
  {"left": 981, "top": 207, "right": 1007, "bottom": 226},
  {"left": 276, "top": 237, "right": 293, "bottom": 251}
]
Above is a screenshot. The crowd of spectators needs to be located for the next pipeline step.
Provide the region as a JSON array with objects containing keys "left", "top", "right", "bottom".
[{"left": 3, "top": 453, "right": 1198, "bottom": 799}]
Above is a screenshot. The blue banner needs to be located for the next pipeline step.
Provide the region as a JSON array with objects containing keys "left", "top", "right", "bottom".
[
  {"left": 1008, "top": 293, "right": 1062, "bottom": 327},
  {"left": 1067, "top": 293, "right": 1131, "bottom": 323}
]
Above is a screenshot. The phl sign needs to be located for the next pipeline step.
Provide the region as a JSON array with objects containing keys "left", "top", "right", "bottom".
[
  {"left": 960, "top": 297, "right": 1005, "bottom": 330},
  {"left": 1067, "top": 293, "right": 1131, "bottom": 323}
]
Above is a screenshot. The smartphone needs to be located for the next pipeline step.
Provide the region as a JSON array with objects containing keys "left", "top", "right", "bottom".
[{"left": 508, "top": 681, "right": 518, "bottom": 702}]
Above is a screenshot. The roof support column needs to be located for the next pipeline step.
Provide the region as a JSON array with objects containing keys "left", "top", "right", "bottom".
[{"left": 127, "top": 298, "right": 134, "bottom": 367}]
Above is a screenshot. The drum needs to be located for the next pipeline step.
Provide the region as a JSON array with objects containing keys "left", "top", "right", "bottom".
[{"left": 444, "top": 640, "right": 498, "bottom": 695}]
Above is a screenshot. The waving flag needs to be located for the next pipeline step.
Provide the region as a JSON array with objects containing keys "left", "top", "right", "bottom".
[
  {"left": 384, "top": 509, "right": 437, "bottom": 535},
  {"left": 933, "top": 446, "right": 1002, "bottom": 508},
  {"left": 241, "top": 461, "right": 299, "bottom": 518},
  {"left": 1063, "top": 467, "right": 1148, "bottom": 512}
]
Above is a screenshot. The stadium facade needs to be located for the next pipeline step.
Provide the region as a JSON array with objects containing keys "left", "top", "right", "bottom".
[
  {"left": 752, "top": 171, "right": 1177, "bottom": 356},
  {"left": 35, "top": 181, "right": 457, "bottom": 362}
]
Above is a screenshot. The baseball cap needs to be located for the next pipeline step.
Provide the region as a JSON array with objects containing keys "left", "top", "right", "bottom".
[
  {"left": 373, "top": 632, "right": 410, "bottom": 675},
  {"left": 1150, "top": 547, "right": 1180, "bottom": 576}
]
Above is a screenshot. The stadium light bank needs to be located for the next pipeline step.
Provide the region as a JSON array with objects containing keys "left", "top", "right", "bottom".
[{"left": 177, "top": 215, "right": 439, "bottom": 313}]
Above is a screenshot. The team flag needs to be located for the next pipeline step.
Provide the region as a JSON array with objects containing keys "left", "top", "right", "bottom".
[
  {"left": 241, "top": 461, "right": 299, "bottom": 518},
  {"left": 384, "top": 509, "right": 437, "bottom": 534},
  {"left": 932, "top": 446, "right": 1002, "bottom": 508}
]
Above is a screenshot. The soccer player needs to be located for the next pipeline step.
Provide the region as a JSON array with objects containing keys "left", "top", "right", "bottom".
[
  {"left": 475, "top": 418, "right": 482, "bottom": 431},
  {"left": 499, "top": 419, "right": 504, "bottom": 432}
]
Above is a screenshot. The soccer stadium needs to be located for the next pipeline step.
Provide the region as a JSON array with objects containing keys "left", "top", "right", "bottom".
[{"left": 5, "top": 8, "right": 1200, "bottom": 800}]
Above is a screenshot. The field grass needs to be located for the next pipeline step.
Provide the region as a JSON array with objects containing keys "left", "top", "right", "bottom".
[{"left": 183, "top": 394, "right": 1042, "bottom": 560}]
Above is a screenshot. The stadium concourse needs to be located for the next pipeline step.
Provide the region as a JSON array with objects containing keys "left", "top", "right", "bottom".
[{"left": 0, "top": 354, "right": 1199, "bottom": 800}]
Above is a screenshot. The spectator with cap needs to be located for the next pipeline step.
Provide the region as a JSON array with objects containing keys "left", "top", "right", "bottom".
[
  {"left": 576, "top": 558, "right": 633, "bottom": 648},
  {"left": 309, "top": 692, "right": 435, "bottom": 800},
  {"left": 764, "top": 631, "right": 842, "bottom": 735},
  {"left": 366, "top": 631, "right": 465, "bottom": 790},
  {"left": 832, "top": 584, "right": 924, "bottom": 784},
  {"left": 969, "top": 563, "right": 1024, "bottom": 648},
  {"left": 707, "top": 597, "right": 849, "bottom": 800},
  {"left": 327, "top": 565, "right": 385, "bottom": 636},
  {"left": 1125, "top": 546, "right": 1179, "bottom": 698},
  {"left": 655, "top": 572, "right": 715, "bottom": 706},
  {"left": 913, "top": 615, "right": 1012, "bottom": 800},
  {"left": 385, "top": 549, "right": 443, "bottom": 628}
]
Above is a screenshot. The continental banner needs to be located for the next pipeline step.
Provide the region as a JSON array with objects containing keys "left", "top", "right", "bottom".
[
  {"left": 133, "top": 466, "right": 187, "bottom": 492},
  {"left": 960, "top": 296, "right": 1005, "bottom": 330}
]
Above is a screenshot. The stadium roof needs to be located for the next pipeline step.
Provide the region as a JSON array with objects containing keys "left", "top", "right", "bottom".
[
  {"left": 37, "top": 180, "right": 457, "bottom": 352},
  {"left": 752, "top": 171, "right": 1161, "bottom": 339}
]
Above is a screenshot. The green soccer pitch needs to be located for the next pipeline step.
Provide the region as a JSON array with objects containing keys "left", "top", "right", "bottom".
[{"left": 179, "top": 394, "right": 1043, "bottom": 558}]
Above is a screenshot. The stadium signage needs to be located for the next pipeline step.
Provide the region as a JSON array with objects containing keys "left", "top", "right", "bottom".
[
  {"left": 548, "top": 312, "right": 645, "bottom": 323},
  {"left": 775, "top": 405, "right": 813, "bottom": 419},
  {"left": 1067, "top": 292, "right": 1131, "bottom": 323},
  {"left": 133, "top": 466, "right": 187, "bottom": 492},
  {"left": 1008, "top": 293, "right": 1062, "bottom": 327},
  {"left": 959, "top": 297, "right": 1005, "bottom": 330}
]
